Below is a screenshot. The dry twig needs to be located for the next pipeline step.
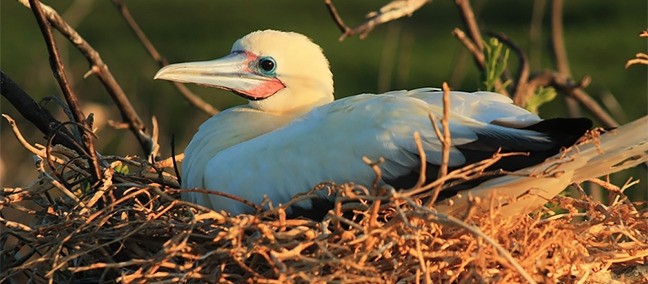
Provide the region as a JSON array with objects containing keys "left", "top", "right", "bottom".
[
  {"left": 625, "top": 29, "right": 648, "bottom": 68},
  {"left": 455, "top": 0, "right": 484, "bottom": 51},
  {"left": 527, "top": 71, "right": 619, "bottom": 128},
  {"left": 452, "top": 27, "right": 485, "bottom": 69},
  {"left": 551, "top": 0, "right": 581, "bottom": 117},
  {"left": 18, "top": 0, "right": 154, "bottom": 157},
  {"left": 426, "top": 82, "right": 452, "bottom": 206},
  {"left": 29, "top": 0, "right": 102, "bottom": 181},
  {"left": 0, "top": 71, "right": 81, "bottom": 153},
  {"left": 325, "top": 0, "right": 430, "bottom": 41},
  {"left": 110, "top": 0, "right": 218, "bottom": 116}
]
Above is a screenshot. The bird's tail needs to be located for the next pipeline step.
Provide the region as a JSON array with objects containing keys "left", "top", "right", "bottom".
[
  {"left": 570, "top": 116, "right": 648, "bottom": 183},
  {"left": 437, "top": 116, "right": 648, "bottom": 217}
]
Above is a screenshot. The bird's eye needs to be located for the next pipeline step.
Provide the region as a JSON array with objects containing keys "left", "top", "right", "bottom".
[{"left": 258, "top": 57, "right": 276, "bottom": 75}]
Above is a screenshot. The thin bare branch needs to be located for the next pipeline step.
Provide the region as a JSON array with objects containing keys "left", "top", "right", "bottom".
[
  {"left": 2, "top": 114, "right": 65, "bottom": 165},
  {"left": 527, "top": 71, "right": 619, "bottom": 128},
  {"left": 641, "top": 30, "right": 648, "bottom": 37},
  {"left": 28, "top": 0, "right": 101, "bottom": 181},
  {"left": 171, "top": 188, "right": 263, "bottom": 213},
  {"left": 551, "top": 0, "right": 580, "bottom": 117},
  {"left": 110, "top": 0, "right": 218, "bottom": 116},
  {"left": 426, "top": 82, "right": 452, "bottom": 206},
  {"left": 411, "top": 132, "right": 427, "bottom": 189},
  {"left": 565, "top": 89, "right": 618, "bottom": 128},
  {"left": 625, "top": 53, "right": 648, "bottom": 68},
  {"left": 550, "top": 0, "right": 570, "bottom": 76},
  {"left": 600, "top": 91, "right": 627, "bottom": 123},
  {"left": 454, "top": 0, "right": 484, "bottom": 51},
  {"left": 325, "top": 0, "right": 430, "bottom": 41},
  {"left": 528, "top": 0, "right": 547, "bottom": 68},
  {"left": 18, "top": 0, "right": 154, "bottom": 157},
  {"left": 625, "top": 30, "right": 648, "bottom": 68},
  {"left": 170, "top": 135, "right": 183, "bottom": 186},
  {"left": 0, "top": 70, "right": 80, "bottom": 152},
  {"left": 324, "top": 0, "right": 351, "bottom": 35},
  {"left": 452, "top": 28, "right": 485, "bottom": 70}
]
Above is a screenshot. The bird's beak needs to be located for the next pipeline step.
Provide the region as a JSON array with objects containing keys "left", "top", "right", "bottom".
[{"left": 154, "top": 52, "right": 284, "bottom": 100}]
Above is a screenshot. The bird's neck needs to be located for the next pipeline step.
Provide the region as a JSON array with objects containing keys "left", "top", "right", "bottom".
[
  {"left": 248, "top": 84, "right": 334, "bottom": 114},
  {"left": 193, "top": 106, "right": 303, "bottom": 152}
]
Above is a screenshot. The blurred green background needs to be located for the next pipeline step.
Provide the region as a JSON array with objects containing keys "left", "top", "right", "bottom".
[{"left": 1, "top": 1, "right": 646, "bottom": 200}]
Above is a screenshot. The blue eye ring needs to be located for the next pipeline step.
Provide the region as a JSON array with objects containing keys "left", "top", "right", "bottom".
[{"left": 257, "top": 57, "right": 277, "bottom": 75}]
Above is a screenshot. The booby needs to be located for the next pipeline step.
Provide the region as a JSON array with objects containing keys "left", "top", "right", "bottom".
[{"left": 154, "top": 30, "right": 593, "bottom": 217}]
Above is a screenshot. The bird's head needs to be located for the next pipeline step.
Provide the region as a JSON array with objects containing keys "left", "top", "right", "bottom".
[{"left": 155, "top": 30, "right": 334, "bottom": 113}]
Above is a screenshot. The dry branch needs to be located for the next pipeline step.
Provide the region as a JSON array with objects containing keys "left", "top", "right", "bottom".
[
  {"left": 626, "top": 53, "right": 648, "bottom": 68},
  {"left": 456, "top": 1, "right": 517, "bottom": 97},
  {"left": 0, "top": 70, "right": 81, "bottom": 153},
  {"left": 455, "top": 0, "right": 484, "bottom": 51},
  {"left": 18, "top": 0, "right": 154, "bottom": 157},
  {"left": 452, "top": 27, "right": 485, "bottom": 70},
  {"left": 550, "top": 0, "right": 572, "bottom": 77},
  {"left": 625, "top": 29, "right": 648, "bottom": 68},
  {"left": 110, "top": 0, "right": 218, "bottom": 116},
  {"left": 325, "top": 0, "right": 430, "bottom": 41},
  {"left": 427, "top": 82, "right": 452, "bottom": 206},
  {"left": 528, "top": 71, "right": 619, "bottom": 128},
  {"left": 28, "top": 0, "right": 102, "bottom": 181},
  {"left": 551, "top": 0, "right": 581, "bottom": 117}
]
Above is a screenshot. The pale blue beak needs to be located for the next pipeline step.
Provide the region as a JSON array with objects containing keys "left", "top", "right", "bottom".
[{"left": 154, "top": 52, "right": 284, "bottom": 100}]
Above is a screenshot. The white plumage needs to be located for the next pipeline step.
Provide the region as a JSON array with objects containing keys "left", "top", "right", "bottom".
[
  {"left": 154, "top": 30, "right": 644, "bottom": 217},
  {"left": 184, "top": 89, "right": 553, "bottom": 215}
]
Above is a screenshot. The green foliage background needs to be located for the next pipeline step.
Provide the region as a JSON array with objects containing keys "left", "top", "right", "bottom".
[{"left": 1, "top": 1, "right": 646, "bottom": 200}]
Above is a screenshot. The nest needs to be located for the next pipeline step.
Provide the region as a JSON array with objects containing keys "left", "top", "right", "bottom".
[{"left": 1, "top": 116, "right": 647, "bottom": 284}]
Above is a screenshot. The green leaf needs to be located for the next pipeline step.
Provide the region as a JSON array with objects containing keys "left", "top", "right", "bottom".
[
  {"left": 481, "top": 37, "right": 511, "bottom": 93},
  {"left": 526, "top": 87, "right": 558, "bottom": 114},
  {"left": 112, "top": 162, "right": 130, "bottom": 175}
]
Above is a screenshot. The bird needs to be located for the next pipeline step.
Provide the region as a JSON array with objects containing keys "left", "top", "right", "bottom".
[{"left": 153, "top": 29, "right": 645, "bottom": 218}]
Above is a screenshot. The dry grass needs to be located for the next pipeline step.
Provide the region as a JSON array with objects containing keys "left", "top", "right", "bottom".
[{"left": 1, "top": 115, "right": 647, "bottom": 284}]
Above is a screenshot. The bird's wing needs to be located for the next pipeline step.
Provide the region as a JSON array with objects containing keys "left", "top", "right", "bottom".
[
  {"left": 195, "top": 89, "right": 556, "bottom": 215},
  {"left": 436, "top": 115, "right": 648, "bottom": 217},
  {"left": 407, "top": 88, "right": 542, "bottom": 127}
]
